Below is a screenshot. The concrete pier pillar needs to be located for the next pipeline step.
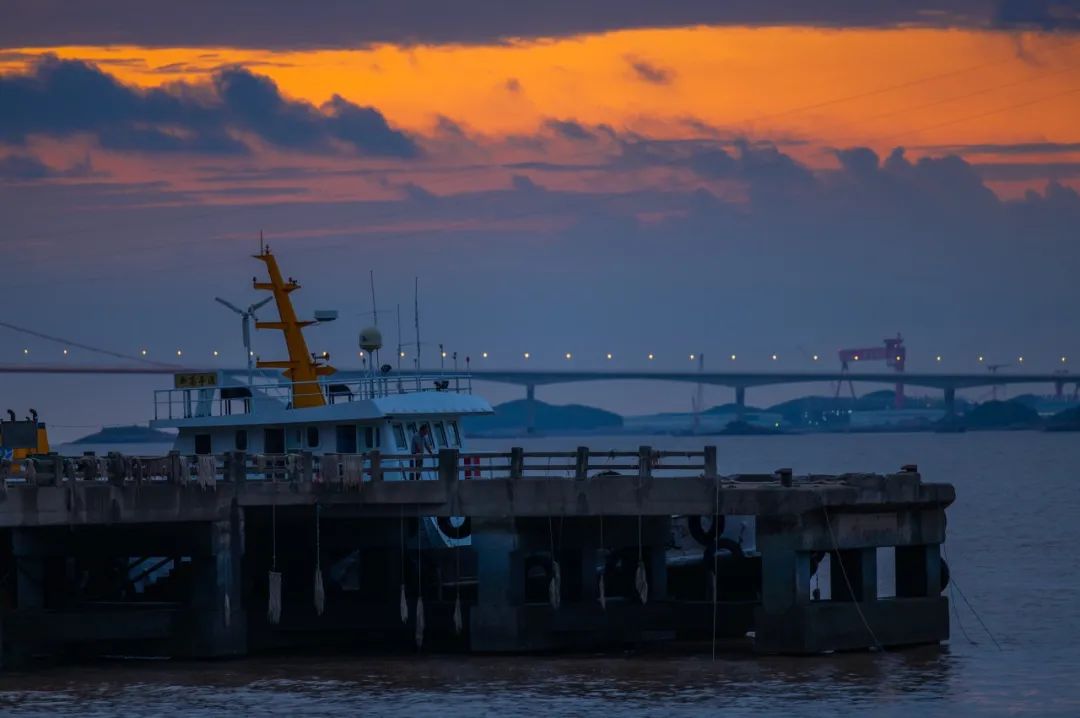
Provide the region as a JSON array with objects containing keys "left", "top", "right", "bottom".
[
  {"left": 896, "top": 544, "right": 942, "bottom": 597},
  {"left": 735, "top": 386, "right": 746, "bottom": 416},
  {"left": 12, "top": 530, "right": 45, "bottom": 610},
  {"left": 829, "top": 548, "right": 877, "bottom": 602},
  {"left": 470, "top": 518, "right": 524, "bottom": 651},
  {"left": 184, "top": 509, "right": 247, "bottom": 657}
]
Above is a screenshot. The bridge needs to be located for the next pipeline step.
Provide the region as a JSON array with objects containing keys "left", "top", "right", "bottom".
[{"left": 2, "top": 364, "right": 1076, "bottom": 418}]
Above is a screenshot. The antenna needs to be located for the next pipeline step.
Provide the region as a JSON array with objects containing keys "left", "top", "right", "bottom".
[
  {"left": 369, "top": 270, "right": 378, "bottom": 327},
  {"left": 396, "top": 303, "right": 402, "bottom": 372},
  {"left": 414, "top": 277, "right": 421, "bottom": 389}
]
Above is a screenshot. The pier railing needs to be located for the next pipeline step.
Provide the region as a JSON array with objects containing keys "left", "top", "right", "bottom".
[{"left": 3, "top": 446, "right": 746, "bottom": 486}]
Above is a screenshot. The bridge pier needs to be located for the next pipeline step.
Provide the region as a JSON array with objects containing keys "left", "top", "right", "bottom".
[
  {"left": 735, "top": 386, "right": 746, "bottom": 416},
  {"left": 525, "top": 384, "right": 537, "bottom": 434},
  {"left": 943, "top": 387, "right": 956, "bottom": 416}
]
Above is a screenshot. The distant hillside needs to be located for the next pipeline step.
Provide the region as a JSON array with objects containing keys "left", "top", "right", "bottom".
[
  {"left": 962, "top": 401, "right": 1041, "bottom": 429},
  {"left": 463, "top": 399, "right": 622, "bottom": 434},
  {"left": 73, "top": 425, "right": 176, "bottom": 444},
  {"left": 1046, "top": 407, "right": 1080, "bottom": 431}
]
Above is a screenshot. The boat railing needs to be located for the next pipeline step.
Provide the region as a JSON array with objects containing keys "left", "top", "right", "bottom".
[{"left": 152, "top": 372, "right": 473, "bottom": 420}]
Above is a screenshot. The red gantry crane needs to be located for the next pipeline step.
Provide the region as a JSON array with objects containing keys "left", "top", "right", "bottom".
[{"left": 837, "top": 333, "right": 907, "bottom": 408}]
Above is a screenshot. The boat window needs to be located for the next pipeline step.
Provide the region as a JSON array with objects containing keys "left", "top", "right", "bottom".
[
  {"left": 406, "top": 422, "right": 417, "bottom": 436},
  {"left": 336, "top": 425, "right": 357, "bottom": 453},
  {"left": 264, "top": 427, "right": 285, "bottom": 454},
  {"left": 306, "top": 426, "right": 320, "bottom": 448},
  {"left": 392, "top": 423, "right": 407, "bottom": 450},
  {"left": 434, "top": 422, "right": 448, "bottom": 448},
  {"left": 448, "top": 421, "right": 461, "bottom": 446},
  {"left": 194, "top": 433, "right": 212, "bottom": 455},
  {"left": 363, "top": 426, "right": 375, "bottom": 450},
  {"left": 235, "top": 430, "right": 248, "bottom": 451},
  {"left": 287, "top": 429, "right": 302, "bottom": 451}
]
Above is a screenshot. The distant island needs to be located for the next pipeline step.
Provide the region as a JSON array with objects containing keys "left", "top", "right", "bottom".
[
  {"left": 72, "top": 425, "right": 177, "bottom": 444},
  {"left": 465, "top": 393, "right": 1080, "bottom": 437}
]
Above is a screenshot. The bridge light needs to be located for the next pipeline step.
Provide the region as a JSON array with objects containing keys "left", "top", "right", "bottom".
[
  {"left": 249, "top": 350, "right": 254, "bottom": 357},
  {"left": 1062, "top": 356, "right": 1068, "bottom": 364},
  {"left": 606, "top": 352, "right": 613, "bottom": 360},
  {"left": 400, "top": 350, "right": 406, "bottom": 358},
  {"left": 978, "top": 356, "right": 984, "bottom": 363},
  {"left": 896, "top": 355, "right": 902, "bottom": 361},
  {"left": 730, "top": 354, "right": 736, "bottom": 361},
  {"left": 853, "top": 355, "right": 860, "bottom": 361},
  {"left": 482, "top": 352, "right": 488, "bottom": 359},
  {"left": 523, "top": 352, "right": 530, "bottom": 359},
  {"left": 812, "top": 354, "right": 819, "bottom": 361},
  {"left": 647, "top": 353, "right": 654, "bottom": 360},
  {"left": 63, "top": 349, "right": 69, "bottom": 356},
  {"left": 141, "top": 349, "right": 148, "bottom": 356},
  {"left": 441, "top": 351, "right": 447, "bottom": 359},
  {"left": 213, "top": 350, "right": 219, "bottom": 357},
  {"left": 936, "top": 355, "right": 942, "bottom": 362},
  {"left": 565, "top": 352, "right": 572, "bottom": 360},
  {"left": 358, "top": 351, "right": 365, "bottom": 358},
  {"left": 1018, "top": 356, "right": 1024, "bottom": 364},
  {"left": 771, "top": 354, "right": 778, "bottom": 361},
  {"left": 22, "top": 348, "right": 29, "bottom": 355},
  {"left": 176, "top": 349, "right": 183, "bottom": 357},
  {"left": 689, "top": 354, "right": 695, "bottom": 361}
]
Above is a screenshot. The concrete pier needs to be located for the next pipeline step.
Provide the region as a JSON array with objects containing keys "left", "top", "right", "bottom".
[{"left": 0, "top": 447, "right": 954, "bottom": 665}]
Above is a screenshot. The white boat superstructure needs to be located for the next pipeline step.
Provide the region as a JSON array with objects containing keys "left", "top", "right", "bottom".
[{"left": 148, "top": 245, "right": 492, "bottom": 547}]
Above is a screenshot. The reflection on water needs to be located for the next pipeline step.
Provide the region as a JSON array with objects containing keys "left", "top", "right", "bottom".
[{"left": 5, "top": 432, "right": 1079, "bottom": 716}]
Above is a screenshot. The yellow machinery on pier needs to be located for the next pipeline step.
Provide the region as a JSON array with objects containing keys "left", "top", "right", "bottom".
[{"left": 0, "top": 410, "right": 50, "bottom": 475}]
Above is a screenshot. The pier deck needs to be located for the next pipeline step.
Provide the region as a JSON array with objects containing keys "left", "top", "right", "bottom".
[{"left": 0, "top": 447, "right": 954, "bottom": 664}]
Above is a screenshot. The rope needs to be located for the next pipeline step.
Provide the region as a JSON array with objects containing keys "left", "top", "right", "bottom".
[
  {"left": 399, "top": 505, "right": 408, "bottom": 624},
  {"left": 598, "top": 514, "right": 606, "bottom": 610},
  {"left": 820, "top": 500, "right": 882, "bottom": 651},
  {"left": 313, "top": 503, "right": 325, "bottom": 616},
  {"left": 711, "top": 474, "right": 719, "bottom": 661},
  {"left": 547, "top": 515, "right": 561, "bottom": 609},
  {"left": 942, "top": 543, "right": 1002, "bottom": 650},
  {"left": 415, "top": 503, "right": 424, "bottom": 648}
]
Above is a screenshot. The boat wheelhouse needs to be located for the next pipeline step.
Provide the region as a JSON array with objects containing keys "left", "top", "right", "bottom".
[{"left": 149, "top": 246, "right": 492, "bottom": 469}]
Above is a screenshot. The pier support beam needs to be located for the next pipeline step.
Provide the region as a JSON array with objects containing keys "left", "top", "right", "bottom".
[{"left": 735, "top": 386, "right": 746, "bottom": 416}]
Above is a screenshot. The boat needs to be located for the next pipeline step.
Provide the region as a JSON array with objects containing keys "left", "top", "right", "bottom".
[{"left": 148, "top": 245, "right": 493, "bottom": 544}]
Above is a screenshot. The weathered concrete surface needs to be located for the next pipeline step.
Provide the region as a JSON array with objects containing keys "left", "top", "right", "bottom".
[
  {"left": 0, "top": 473, "right": 954, "bottom": 528},
  {"left": 754, "top": 597, "right": 950, "bottom": 654}
]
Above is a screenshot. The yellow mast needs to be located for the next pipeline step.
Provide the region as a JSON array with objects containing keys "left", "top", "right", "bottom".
[{"left": 252, "top": 245, "right": 335, "bottom": 409}]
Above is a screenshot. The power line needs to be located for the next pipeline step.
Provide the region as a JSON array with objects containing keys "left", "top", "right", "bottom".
[{"left": 0, "top": 319, "right": 177, "bottom": 368}]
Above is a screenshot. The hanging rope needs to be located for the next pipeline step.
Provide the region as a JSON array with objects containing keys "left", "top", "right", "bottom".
[
  {"left": 267, "top": 500, "right": 283, "bottom": 625},
  {"left": 711, "top": 475, "right": 719, "bottom": 661},
  {"left": 547, "top": 515, "right": 561, "bottom": 610},
  {"left": 313, "top": 503, "right": 325, "bottom": 616},
  {"left": 453, "top": 531, "right": 464, "bottom": 635},
  {"left": 415, "top": 504, "right": 425, "bottom": 649},
  {"left": 598, "top": 514, "right": 606, "bottom": 611},
  {"left": 942, "top": 542, "right": 1001, "bottom": 650},
  {"left": 821, "top": 500, "right": 881, "bottom": 651},
  {"left": 399, "top": 506, "right": 409, "bottom": 624},
  {"left": 635, "top": 468, "right": 649, "bottom": 605}
]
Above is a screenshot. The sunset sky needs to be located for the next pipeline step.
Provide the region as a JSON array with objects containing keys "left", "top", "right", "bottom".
[{"left": 2, "top": 0, "right": 1079, "bottom": 433}]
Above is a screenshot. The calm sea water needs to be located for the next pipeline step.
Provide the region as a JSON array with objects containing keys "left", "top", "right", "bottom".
[{"left": 4, "top": 431, "right": 1079, "bottom": 716}]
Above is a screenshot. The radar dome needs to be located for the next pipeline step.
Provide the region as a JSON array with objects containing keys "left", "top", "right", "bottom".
[{"left": 359, "top": 327, "right": 383, "bottom": 352}]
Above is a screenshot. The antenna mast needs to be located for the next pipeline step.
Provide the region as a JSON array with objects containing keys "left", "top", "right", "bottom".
[{"left": 413, "top": 277, "right": 421, "bottom": 389}]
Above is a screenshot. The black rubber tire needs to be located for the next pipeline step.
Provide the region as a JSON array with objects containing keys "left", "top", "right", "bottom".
[
  {"left": 701, "top": 537, "right": 744, "bottom": 563},
  {"left": 940, "top": 559, "right": 950, "bottom": 592},
  {"left": 437, "top": 516, "right": 472, "bottom": 540},
  {"left": 688, "top": 515, "right": 726, "bottom": 546}
]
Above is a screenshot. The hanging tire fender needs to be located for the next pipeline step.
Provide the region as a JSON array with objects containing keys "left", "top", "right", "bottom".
[
  {"left": 437, "top": 516, "right": 471, "bottom": 539},
  {"left": 688, "top": 515, "right": 726, "bottom": 546}
]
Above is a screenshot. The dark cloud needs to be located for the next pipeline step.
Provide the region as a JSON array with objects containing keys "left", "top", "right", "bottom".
[
  {"left": 920, "top": 141, "right": 1080, "bottom": 155},
  {"left": 995, "top": 0, "right": 1080, "bottom": 30},
  {"left": 0, "top": 56, "right": 418, "bottom": 158},
  {"left": 974, "top": 161, "right": 1080, "bottom": 181},
  {"left": 0, "top": 152, "right": 96, "bottom": 181},
  {"left": 0, "top": 1, "right": 1018, "bottom": 49},
  {"left": 504, "top": 78, "right": 522, "bottom": 93},
  {"left": 627, "top": 57, "right": 676, "bottom": 85}
]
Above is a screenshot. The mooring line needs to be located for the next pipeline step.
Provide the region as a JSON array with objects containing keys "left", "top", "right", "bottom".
[
  {"left": 821, "top": 500, "right": 884, "bottom": 652},
  {"left": 942, "top": 543, "right": 1002, "bottom": 650},
  {"left": 711, "top": 473, "right": 720, "bottom": 661}
]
